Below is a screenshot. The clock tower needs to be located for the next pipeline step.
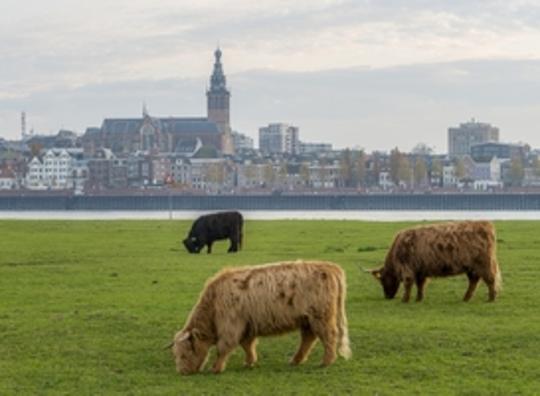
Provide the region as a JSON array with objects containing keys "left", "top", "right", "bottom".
[{"left": 207, "top": 48, "right": 233, "bottom": 154}]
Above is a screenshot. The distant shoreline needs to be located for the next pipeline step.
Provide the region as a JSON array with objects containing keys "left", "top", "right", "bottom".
[{"left": 1, "top": 193, "right": 540, "bottom": 211}]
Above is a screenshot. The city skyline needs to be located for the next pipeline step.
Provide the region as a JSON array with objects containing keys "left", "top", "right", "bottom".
[{"left": 1, "top": 1, "right": 540, "bottom": 151}]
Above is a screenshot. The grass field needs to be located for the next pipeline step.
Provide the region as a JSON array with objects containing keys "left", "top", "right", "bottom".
[{"left": 1, "top": 220, "right": 539, "bottom": 395}]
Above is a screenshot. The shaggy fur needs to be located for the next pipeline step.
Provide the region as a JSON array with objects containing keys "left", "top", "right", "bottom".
[
  {"left": 172, "top": 260, "right": 351, "bottom": 375},
  {"left": 183, "top": 211, "right": 243, "bottom": 254},
  {"left": 370, "top": 221, "right": 502, "bottom": 302}
]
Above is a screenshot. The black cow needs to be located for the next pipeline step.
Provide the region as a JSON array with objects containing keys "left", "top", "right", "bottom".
[{"left": 183, "top": 211, "right": 243, "bottom": 254}]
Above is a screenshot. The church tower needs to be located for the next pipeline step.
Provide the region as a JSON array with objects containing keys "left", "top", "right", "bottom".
[{"left": 207, "top": 48, "right": 233, "bottom": 154}]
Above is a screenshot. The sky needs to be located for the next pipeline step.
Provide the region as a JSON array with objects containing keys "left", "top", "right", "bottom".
[{"left": 1, "top": 0, "right": 540, "bottom": 152}]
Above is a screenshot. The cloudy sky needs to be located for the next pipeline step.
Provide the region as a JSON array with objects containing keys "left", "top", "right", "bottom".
[{"left": 1, "top": 0, "right": 540, "bottom": 152}]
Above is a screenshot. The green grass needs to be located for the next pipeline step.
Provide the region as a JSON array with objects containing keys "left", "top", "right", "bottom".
[{"left": 0, "top": 220, "right": 539, "bottom": 395}]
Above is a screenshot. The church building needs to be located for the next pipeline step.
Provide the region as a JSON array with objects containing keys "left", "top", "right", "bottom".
[{"left": 82, "top": 48, "right": 233, "bottom": 156}]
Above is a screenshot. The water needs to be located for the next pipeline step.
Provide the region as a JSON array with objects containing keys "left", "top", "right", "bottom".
[{"left": 2, "top": 210, "right": 540, "bottom": 221}]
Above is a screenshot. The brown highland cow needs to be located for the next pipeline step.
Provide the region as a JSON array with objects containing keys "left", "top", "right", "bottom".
[
  {"left": 368, "top": 221, "right": 502, "bottom": 302},
  {"left": 171, "top": 260, "right": 352, "bottom": 375}
]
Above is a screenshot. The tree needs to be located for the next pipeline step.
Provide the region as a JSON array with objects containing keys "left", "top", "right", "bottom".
[
  {"left": 413, "top": 157, "right": 428, "bottom": 187},
  {"left": 339, "top": 149, "right": 354, "bottom": 188},
  {"left": 205, "top": 162, "right": 226, "bottom": 189},
  {"left": 389, "top": 148, "right": 402, "bottom": 185},
  {"left": 318, "top": 158, "right": 330, "bottom": 188},
  {"left": 397, "top": 155, "right": 412, "bottom": 187},
  {"left": 431, "top": 158, "right": 443, "bottom": 175},
  {"left": 262, "top": 163, "right": 276, "bottom": 188},
  {"left": 354, "top": 151, "right": 367, "bottom": 188},
  {"left": 30, "top": 143, "right": 43, "bottom": 158},
  {"left": 299, "top": 163, "right": 310, "bottom": 187},
  {"left": 533, "top": 156, "right": 540, "bottom": 178},
  {"left": 430, "top": 158, "right": 443, "bottom": 187},
  {"left": 243, "top": 163, "right": 257, "bottom": 188},
  {"left": 277, "top": 163, "right": 288, "bottom": 187},
  {"left": 508, "top": 155, "right": 525, "bottom": 187},
  {"left": 454, "top": 158, "right": 466, "bottom": 180},
  {"left": 411, "top": 143, "right": 434, "bottom": 155}
]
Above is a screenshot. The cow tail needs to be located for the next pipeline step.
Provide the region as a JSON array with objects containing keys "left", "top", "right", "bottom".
[
  {"left": 336, "top": 270, "right": 352, "bottom": 360},
  {"left": 493, "top": 258, "right": 502, "bottom": 293},
  {"left": 491, "top": 228, "right": 502, "bottom": 293}
]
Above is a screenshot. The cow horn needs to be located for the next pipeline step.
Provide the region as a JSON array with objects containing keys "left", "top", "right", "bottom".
[
  {"left": 176, "top": 331, "right": 191, "bottom": 342},
  {"left": 163, "top": 341, "right": 174, "bottom": 350}
]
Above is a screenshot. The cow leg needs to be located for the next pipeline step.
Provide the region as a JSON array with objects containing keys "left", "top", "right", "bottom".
[
  {"left": 228, "top": 238, "right": 238, "bottom": 253},
  {"left": 415, "top": 275, "right": 427, "bottom": 302},
  {"left": 212, "top": 339, "right": 236, "bottom": 374},
  {"left": 290, "top": 326, "right": 317, "bottom": 365},
  {"left": 481, "top": 273, "right": 497, "bottom": 302},
  {"left": 402, "top": 277, "right": 414, "bottom": 303},
  {"left": 206, "top": 242, "right": 213, "bottom": 254},
  {"left": 240, "top": 337, "right": 258, "bottom": 367},
  {"left": 463, "top": 272, "right": 480, "bottom": 302},
  {"left": 310, "top": 319, "right": 337, "bottom": 366}
]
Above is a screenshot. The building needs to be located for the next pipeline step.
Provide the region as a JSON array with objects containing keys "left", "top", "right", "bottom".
[
  {"left": 86, "top": 148, "right": 116, "bottom": 190},
  {"left": 284, "top": 126, "right": 299, "bottom": 155},
  {"left": 259, "top": 123, "right": 299, "bottom": 154},
  {"left": 448, "top": 119, "right": 499, "bottom": 157},
  {"left": 299, "top": 142, "right": 333, "bottom": 154},
  {"left": 207, "top": 48, "right": 233, "bottom": 155},
  {"left": 231, "top": 131, "right": 254, "bottom": 151},
  {"left": 82, "top": 48, "right": 232, "bottom": 156},
  {"left": 378, "top": 171, "right": 393, "bottom": 190},
  {"left": 25, "top": 148, "right": 87, "bottom": 192},
  {"left": 443, "top": 165, "right": 458, "bottom": 188},
  {"left": 26, "top": 129, "right": 80, "bottom": 150},
  {"left": 0, "top": 167, "right": 17, "bottom": 190},
  {"left": 471, "top": 142, "right": 529, "bottom": 163}
]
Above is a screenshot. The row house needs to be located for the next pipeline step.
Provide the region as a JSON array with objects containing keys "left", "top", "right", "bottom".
[
  {"left": 0, "top": 168, "right": 18, "bottom": 190},
  {"left": 25, "top": 149, "right": 87, "bottom": 192}
]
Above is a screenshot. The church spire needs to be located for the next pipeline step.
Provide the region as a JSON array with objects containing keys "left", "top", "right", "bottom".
[
  {"left": 207, "top": 47, "right": 233, "bottom": 155},
  {"left": 142, "top": 101, "right": 149, "bottom": 117},
  {"left": 209, "top": 47, "right": 228, "bottom": 93}
]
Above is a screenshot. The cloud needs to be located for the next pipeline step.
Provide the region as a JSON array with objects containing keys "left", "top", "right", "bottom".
[
  {"left": 1, "top": 1, "right": 540, "bottom": 149},
  {"left": 2, "top": 59, "right": 539, "bottom": 153}
]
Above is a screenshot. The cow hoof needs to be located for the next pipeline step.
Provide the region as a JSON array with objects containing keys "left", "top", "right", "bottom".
[{"left": 289, "top": 358, "right": 303, "bottom": 366}]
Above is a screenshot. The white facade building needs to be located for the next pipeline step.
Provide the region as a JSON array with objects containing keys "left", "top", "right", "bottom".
[
  {"left": 378, "top": 171, "right": 394, "bottom": 190},
  {"left": 25, "top": 149, "right": 88, "bottom": 192},
  {"left": 443, "top": 165, "right": 458, "bottom": 187}
]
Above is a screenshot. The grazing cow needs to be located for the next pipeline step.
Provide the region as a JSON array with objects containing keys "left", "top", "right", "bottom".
[
  {"left": 170, "top": 260, "right": 351, "bottom": 375},
  {"left": 368, "top": 221, "right": 501, "bottom": 302},
  {"left": 183, "top": 211, "right": 243, "bottom": 254}
]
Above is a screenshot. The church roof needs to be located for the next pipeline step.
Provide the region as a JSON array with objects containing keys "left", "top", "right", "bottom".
[
  {"left": 100, "top": 117, "right": 220, "bottom": 135},
  {"left": 160, "top": 118, "right": 220, "bottom": 134}
]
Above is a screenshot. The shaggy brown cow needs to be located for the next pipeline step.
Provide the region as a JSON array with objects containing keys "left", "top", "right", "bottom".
[
  {"left": 368, "top": 221, "right": 502, "bottom": 302},
  {"left": 171, "top": 260, "right": 351, "bottom": 375}
]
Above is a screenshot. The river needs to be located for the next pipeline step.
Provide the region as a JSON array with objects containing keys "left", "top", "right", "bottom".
[{"left": 2, "top": 210, "right": 540, "bottom": 221}]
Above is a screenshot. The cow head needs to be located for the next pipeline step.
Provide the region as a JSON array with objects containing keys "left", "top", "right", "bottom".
[
  {"left": 369, "top": 267, "right": 400, "bottom": 299},
  {"left": 172, "top": 329, "right": 210, "bottom": 375},
  {"left": 183, "top": 237, "right": 203, "bottom": 254}
]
